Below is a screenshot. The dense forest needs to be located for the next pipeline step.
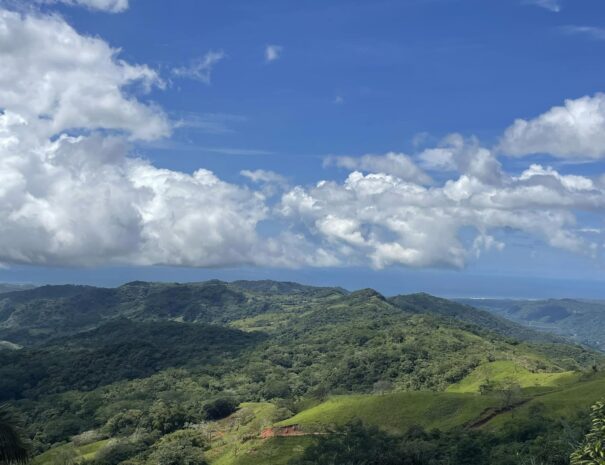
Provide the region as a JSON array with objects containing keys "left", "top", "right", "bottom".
[{"left": 0, "top": 280, "right": 604, "bottom": 465}]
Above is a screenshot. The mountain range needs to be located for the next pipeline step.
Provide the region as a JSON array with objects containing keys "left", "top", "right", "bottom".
[{"left": 1, "top": 280, "right": 603, "bottom": 465}]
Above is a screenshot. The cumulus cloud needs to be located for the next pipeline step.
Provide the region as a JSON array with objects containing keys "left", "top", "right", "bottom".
[
  {"left": 172, "top": 51, "right": 225, "bottom": 84},
  {"left": 279, "top": 165, "right": 603, "bottom": 269},
  {"left": 0, "top": 9, "right": 169, "bottom": 141},
  {"left": 499, "top": 94, "right": 605, "bottom": 159},
  {"left": 0, "top": 130, "right": 270, "bottom": 267},
  {"left": 0, "top": 8, "right": 274, "bottom": 268},
  {"left": 419, "top": 134, "right": 503, "bottom": 185},
  {"left": 265, "top": 44, "right": 283, "bottom": 62},
  {"left": 1, "top": 6, "right": 604, "bottom": 272},
  {"left": 325, "top": 152, "right": 432, "bottom": 184},
  {"left": 39, "top": 0, "right": 129, "bottom": 13}
]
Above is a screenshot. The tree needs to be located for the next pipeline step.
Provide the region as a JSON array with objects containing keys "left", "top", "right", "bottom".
[
  {"left": 202, "top": 399, "right": 237, "bottom": 421},
  {"left": 372, "top": 380, "right": 394, "bottom": 395},
  {"left": 0, "top": 407, "right": 30, "bottom": 465},
  {"left": 571, "top": 400, "right": 605, "bottom": 465},
  {"left": 148, "top": 430, "right": 208, "bottom": 465},
  {"left": 493, "top": 379, "right": 523, "bottom": 411},
  {"left": 52, "top": 445, "right": 78, "bottom": 465},
  {"left": 289, "top": 421, "right": 403, "bottom": 465}
]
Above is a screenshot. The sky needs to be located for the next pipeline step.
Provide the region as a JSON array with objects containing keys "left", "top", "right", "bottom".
[{"left": 1, "top": 0, "right": 605, "bottom": 297}]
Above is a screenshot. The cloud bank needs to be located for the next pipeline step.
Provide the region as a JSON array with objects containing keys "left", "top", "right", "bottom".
[{"left": 0, "top": 6, "right": 604, "bottom": 271}]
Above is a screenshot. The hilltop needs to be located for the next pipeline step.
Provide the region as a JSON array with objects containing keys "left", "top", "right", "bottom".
[{"left": 0, "top": 281, "right": 566, "bottom": 347}]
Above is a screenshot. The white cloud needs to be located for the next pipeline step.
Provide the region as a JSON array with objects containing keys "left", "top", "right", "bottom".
[
  {"left": 419, "top": 134, "right": 503, "bottom": 185},
  {"left": 0, "top": 9, "right": 168, "bottom": 141},
  {"left": 560, "top": 25, "right": 605, "bottom": 41},
  {"left": 500, "top": 94, "right": 605, "bottom": 159},
  {"left": 241, "top": 169, "right": 287, "bottom": 185},
  {"left": 325, "top": 152, "right": 432, "bottom": 184},
  {"left": 279, "top": 161, "right": 604, "bottom": 269},
  {"left": 39, "top": 0, "right": 129, "bottom": 13},
  {"left": 265, "top": 44, "right": 283, "bottom": 62},
  {"left": 173, "top": 113, "right": 246, "bottom": 134},
  {"left": 0, "top": 8, "right": 277, "bottom": 268},
  {"left": 172, "top": 51, "right": 225, "bottom": 84},
  {"left": 524, "top": 0, "right": 561, "bottom": 12},
  {"left": 1, "top": 7, "right": 604, "bottom": 273},
  {"left": 0, "top": 130, "right": 269, "bottom": 267}
]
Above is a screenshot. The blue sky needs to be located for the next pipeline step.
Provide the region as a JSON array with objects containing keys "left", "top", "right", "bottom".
[{"left": 1, "top": 0, "right": 605, "bottom": 297}]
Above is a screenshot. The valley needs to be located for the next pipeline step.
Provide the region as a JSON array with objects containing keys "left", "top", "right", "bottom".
[{"left": 458, "top": 298, "right": 605, "bottom": 351}]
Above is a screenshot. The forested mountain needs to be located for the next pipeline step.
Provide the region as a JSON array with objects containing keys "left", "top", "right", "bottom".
[
  {"left": 457, "top": 298, "right": 605, "bottom": 351},
  {"left": 0, "top": 281, "right": 344, "bottom": 346},
  {"left": 0, "top": 281, "right": 563, "bottom": 347},
  {"left": 1, "top": 281, "right": 604, "bottom": 465}
]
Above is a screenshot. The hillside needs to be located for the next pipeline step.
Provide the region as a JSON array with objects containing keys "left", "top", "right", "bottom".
[
  {"left": 1, "top": 280, "right": 603, "bottom": 465},
  {"left": 457, "top": 298, "right": 605, "bottom": 351},
  {"left": 0, "top": 282, "right": 564, "bottom": 348},
  {"left": 0, "top": 283, "right": 36, "bottom": 294},
  {"left": 389, "top": 293, "right": 564, "bottom": 344},
  {"left": 0, "top": 281, "right": 345, "bottom": 346}
]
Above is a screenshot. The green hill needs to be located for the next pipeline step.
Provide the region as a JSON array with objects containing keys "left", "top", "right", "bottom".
[
  {"left": 390, "top": 293, "right": 565, "bottom": 344},
  {"left": 1, "top": 280, "right": 602, "bottom": 465},
  {"left": 446, "top": 360, "right": 580, "bottom": 393},
  {"left": 277, "top": 392, "right": 500, "bottom": 433}
]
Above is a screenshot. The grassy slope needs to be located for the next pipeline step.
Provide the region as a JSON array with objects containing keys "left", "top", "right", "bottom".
[
  {"left": 253, "top": 371, "right": 605, "bottom": 464},
  {"left": 276, "top": 369, "right": 605, "bottom": 436},
  {"left": 32, "top": 373, "right": 605, "bottom": 465},
  {"left": 486, "top": 372, "right": 605, "bottom": 428},
  {"left": 225, "top": 437, "right": 311, "bottom": 465},
  {"left": 447, "top": 360, "right": 579, "bottom": 393},
  {"left": 276, "top": 392, "right": 501, "bottom": 434},
  {"left": 33, "top": 403, "right": 306, "bottom": 465},
  {"left": 33, "top": 439, "right": 111, "bottom": 465},
  {"left": 206, "top": 402, "right": 280, "bottom": 465}
]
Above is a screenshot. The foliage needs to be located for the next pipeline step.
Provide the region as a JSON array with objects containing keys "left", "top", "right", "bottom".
[
  {"left": 458, "top": 298, "right": 605, "bottom": 351},
  {"left": 147, "top": 430, "right": 208, "bottom": 465},
  {"left": 0, "top": 280, "right": 603, "bottom": 465},
  {"left": 290, "top": 416, "right": 588, "bottom": 465},
  {"left": 0, "top": 406, "right": 30, "bottom": 465},
  {"left": 571, "top": 400, "right": 605, "bottom": 465},
  {"left": 202, "top": 399, "right": 238, "bottom": 421},
  {"left": 289, "top": 421, "right": 405, "bottom": 465}
]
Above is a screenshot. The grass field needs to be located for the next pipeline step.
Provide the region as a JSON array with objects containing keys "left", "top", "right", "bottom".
[
  {"left": 447, "top": 360, "right": 579, "bottom": 393},
  {"left": 276, "top": 391, "right": 502, "bottom": 434},
  {"left": 217, "top": 437, "right": 311, "bottom": 465},
  {"left": 486, "top": 372, "right": 605, "bottom": 428}
]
